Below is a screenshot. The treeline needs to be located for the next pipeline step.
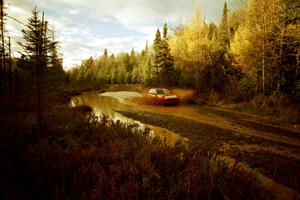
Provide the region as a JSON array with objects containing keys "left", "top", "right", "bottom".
[
  {"left": 69, "top": 23, "right": 177, "bottom": 87},
  {"left": 0, "top": 2, "right": 64, "bottom": 94},
  {"left": 70, "top": 0, "right": 299, "bottom": 101},
  {"left": 69, "top": 23, "right": 177, "bottom": 86}
]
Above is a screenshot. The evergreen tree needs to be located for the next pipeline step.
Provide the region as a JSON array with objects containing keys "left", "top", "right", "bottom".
[
  {"left": 219, "top": 2, "right": 230, "bottom": 53},
  {"left": 103, "top": 48, "right": 108, "bottom": 58},
  {"left": 18, "top": 7, "right": 57, "bottom": 135},
  {"left": 19, "top": 8, "right": 54, "bottom": 73},
  {"left": 153, "top": 29, "right": 162, "bottom": 83},
  {"left": 153, "top": 29, "right": 162, "bottom": 53},
  {"left": 118, "top": 69, "right": 125, "bottom": 84},
  {"left": 159, "top": 23, "right": 176, "bottom": 85},
  {"left": 121, "top": 52, "right": 131, "bottom": 72},
  {"left": 49, "top": 29, "right": 63, "bottom": 73},
  {"left": 102, "top": 48, "right": 108, "bottom": 68},
  {"left": 129, "top": 48, "right": 137, "bottom": 72},
  {"left": 125, "top": 72, "right": 132, "bottom": 84},
  {"left": 140, "top": 41, "right": 150, "bottom": 84},
  {"left": 111, "top": 67, "right": 118, "bottom": 84}
]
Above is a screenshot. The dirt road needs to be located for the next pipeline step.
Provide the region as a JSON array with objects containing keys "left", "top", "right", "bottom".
[{"left": 72, "top": 91, "right": 300, "bottom": 198}]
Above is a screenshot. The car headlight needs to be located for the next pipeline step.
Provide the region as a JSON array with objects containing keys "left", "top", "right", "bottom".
[{"left": 164, "top": 96, "right": 178, "bottom": 100}]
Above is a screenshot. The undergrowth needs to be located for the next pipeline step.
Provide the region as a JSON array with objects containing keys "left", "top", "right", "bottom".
[
  {"left": 0, "top": 91, "right": 271, "bottom": 199},
  {"left": 235, "top": 95, "right": 300, "bottom": 124}
]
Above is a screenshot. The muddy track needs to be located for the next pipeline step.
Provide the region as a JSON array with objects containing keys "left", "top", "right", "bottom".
[
  {"left": 118, "top": 109, "right": 300, "bottom": 193},
  {"left": 72, "top": 91, "right": 300, "bottom": 194},
  {"left": 198, "top": 107, "right": 300, "bottom": 141}
]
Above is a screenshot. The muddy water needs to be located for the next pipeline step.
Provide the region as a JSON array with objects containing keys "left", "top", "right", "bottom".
[
  {"left": 70, "top": 91, "right": 183, "bottom": 146},
  {"left": 70, "top": 91, "right": 299, "bottom": 146}
]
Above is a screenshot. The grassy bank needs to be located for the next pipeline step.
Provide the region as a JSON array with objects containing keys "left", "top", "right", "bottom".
[{"left": 219, "top": 95, "right": 300, "bottom": 125}]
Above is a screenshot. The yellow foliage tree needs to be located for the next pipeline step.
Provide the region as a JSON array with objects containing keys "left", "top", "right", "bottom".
[
  {"left": 170, "top": 2, "right": 218, "bottom": 92},
  {"left": 230, "top": 0, "right": 283, "bottom": 95}
]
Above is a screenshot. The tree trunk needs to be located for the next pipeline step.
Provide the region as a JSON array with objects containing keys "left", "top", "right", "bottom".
[
  {"left": 262, "top": 9, "right": 266, "bottom": 96},
  {"left": 0, "top": 0, "right": 6, "bottom": 91},
  {"left": 36, "top": 12, "right": 45, "bottom": 135}
]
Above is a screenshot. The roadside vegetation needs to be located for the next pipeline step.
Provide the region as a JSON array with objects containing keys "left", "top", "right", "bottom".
[{"left": 226, "top": 95, "right": 300, "bottom": 123}]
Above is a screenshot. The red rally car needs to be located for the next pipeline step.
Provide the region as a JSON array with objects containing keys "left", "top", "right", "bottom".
[{"left": 148, "top": 88, "right": 179, "bottom": 105}]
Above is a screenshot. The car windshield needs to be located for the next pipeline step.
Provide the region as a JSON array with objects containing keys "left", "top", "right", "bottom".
[{"left": 156, "top": 89, "right": 170, "bottom": 94}]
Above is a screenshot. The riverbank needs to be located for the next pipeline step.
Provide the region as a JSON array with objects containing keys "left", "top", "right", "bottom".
[{"left": 0, "top": 87, "right": 272, "bottom": 199}]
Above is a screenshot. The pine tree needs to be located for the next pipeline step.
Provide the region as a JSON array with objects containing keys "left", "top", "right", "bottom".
[
  {"left": 49, "top": 28, "right": 63, "bottom": 73},
  {"left": 122, "top": 52, "right": 131, "bottom": 72},
  {"left": 125, "top": 72, "right": 132, "bottom": 84},
  {"left": 159, "top": 23, "right": 176, "bottom": 85},
  {"left": 111, "top": 66, "right": 118, "bottom": 84},
  {"left": 153, "top": 29, "right": 162, "bottom": 83},
  {"left": 219, "top": 2, "right": 230, "bottom": 53},
  {"left": 129, "top": 48, "right": 137, "bottom": 72},
  {"left": 103, "top": 48, "right": 108, "bottom": 59},
  {"left": 19, "top": 7, "right": 54, "bottom": 73},
  {"left": 19, "top": 8, "right": 42, "bottom": 72},
  {"left": 153, "top": 29, "right": 162, "bottom": 53},
  {"left": 140, "top": 41, "right": 150, "bottom": 83},
  {"left": 18, "top": 7, "right": 55, "bottom": 135}
]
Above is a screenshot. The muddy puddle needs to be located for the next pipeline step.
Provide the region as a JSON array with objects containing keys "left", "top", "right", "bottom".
[{"left": 70, "top": 91, "right": 183, "bottom": 146}]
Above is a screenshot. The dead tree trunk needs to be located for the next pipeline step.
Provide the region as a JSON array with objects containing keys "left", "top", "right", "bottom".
[
  {"left": 8, "top": 36, "right": 12, "bottom": 92},
  {"left": 0, "top": 0, "right": 6, "bottom": 91}
]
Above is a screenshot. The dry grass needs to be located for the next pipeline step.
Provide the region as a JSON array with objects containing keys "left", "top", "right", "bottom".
[
  {"left": 233, "top": 95, "right": 300, "bottom": 124},
  {"left": 0, "top": 90, "right": 271, "bottom": 199}
]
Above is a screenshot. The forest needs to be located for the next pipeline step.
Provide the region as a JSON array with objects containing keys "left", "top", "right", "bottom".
[
  {"left": 69, "top": 0, "right": 300, "bottom": 103},
  {"left": 0, "top": 0, "right": 299, "bottom": 199}
]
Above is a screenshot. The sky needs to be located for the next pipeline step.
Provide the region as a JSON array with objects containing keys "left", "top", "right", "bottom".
[{"left": 6, "top": 0, "right": 244, "bottom": 70}]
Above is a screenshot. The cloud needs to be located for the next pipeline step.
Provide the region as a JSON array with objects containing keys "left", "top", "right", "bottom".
[
  {"left": 7, "top": 0, "right": 239, "bottom": 70},
  {"left": 61, "top": 36, "right": 144, "bottom": 68}
]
